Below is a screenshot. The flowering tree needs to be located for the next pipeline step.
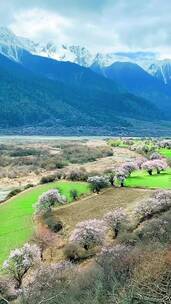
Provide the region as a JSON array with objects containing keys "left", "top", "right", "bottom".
[
  {"left": 134, "top": 190, "right": 171, "bottom": 223},
  {"left": 103, "top": 208, "right": 128, "bottom": 237},
  {"left": 87, "top": 176, "right": 110, "bottom": 193},
  {"left": 115, "top": 168, "right": 128, "bottom": 187},
  {"left": 158, "top": 140, "right": 171, "bottom": 148},
  {"left": 142, "top": 160, "right": 156, "bottom": 175},
  {"left": 34, "top": 189, "right": 66, "bottom": 215},
  {"left": 152, "top": 159, "right": 167, "bottom": 174},
  {"left": 3, "top": 243, "right": 41, "bottom": 288},
  {"left": 121, "top": 162, "right": 138, "bottom": 176},
  {"left": 69, "top": 219, "right": 106, "bottom": 250},
  {"left": 153, "top": 190, "right": 171, "bottom": 205},
  {"left": 97, "top": 245, "right": 131, "bottom": 269},
  {"left": 136, "top": 158, "right": 147, "bottom": 169},
  {"left": 99, "top": 244, "right": 130, "bottom": 260}
]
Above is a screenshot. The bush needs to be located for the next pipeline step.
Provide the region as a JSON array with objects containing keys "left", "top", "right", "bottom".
[
  {"left": 64, "top": 243, "right": 87, "bottom": 261},
  {"left": 40, "top": 175, "right": 56, "bottom": 184},
  {"left": 45, "top": 216, "right": 63, "bottom": 233},
  {"left": 70, "top": 189, "right": 79, "bottom": 201},
  {"left": 150, "top": 152, "right": 161, "bottom": 160},
  {"left": 66, "top": 168, "right": 88, "bottom": 181},
  {"left": 24, "top": 183, "right": 34, "bottom": 190},
  {"left": 7, "top": 188, "right": 22, "bottom": 199}
]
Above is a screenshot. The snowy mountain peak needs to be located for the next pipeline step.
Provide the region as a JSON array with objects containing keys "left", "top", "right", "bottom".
[
  {"left": 148, "top": 59, "right": 171, "bottom": 84},
  {"left": 1, "top": 26, "right": 171, "bottom": 85}
]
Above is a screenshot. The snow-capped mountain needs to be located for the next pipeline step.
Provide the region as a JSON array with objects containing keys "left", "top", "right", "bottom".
[
  {"left": 148, "top": 59, "right": 171, "bottom": 84},
  {"left": 0, "top": 26, "right": 41, "bottom": 61},
  {"left": 1, "top": 26, "right": 171, "bottom": 85},
  {"left": 0, "top": 26, "right": 95, "bottom": 66}
]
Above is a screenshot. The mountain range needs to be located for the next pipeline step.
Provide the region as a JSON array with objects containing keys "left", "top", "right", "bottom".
[{"left": 0, "top": 26, "right": 170, "bottom": 136}]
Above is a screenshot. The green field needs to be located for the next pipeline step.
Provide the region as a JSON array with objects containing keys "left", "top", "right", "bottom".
[
  {"left": 0, "top": 181, "right": 90, "bottom": 265},
  {"left": 159, "top": 148, "right": 171, "bottom": 158},
  {"left": 126, "top": 169, "right": 171, "bottom": 189}
]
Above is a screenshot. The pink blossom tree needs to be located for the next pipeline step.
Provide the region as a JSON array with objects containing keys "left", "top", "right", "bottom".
[
  {"left": 152, "top": 159, "right": 167, "bottom": 174},
  {"left": 142, "top": 160, "right": 156, "bottom": 175},
  {"left": 69, "top": 219, "right": 106, "bottom": 250},
  {"left": 134, "top": 190, "right": 171, "bottom": 223},
  {"left": 103, "top": 208, "right": 128, "bottom": 237},
  {"left": 121, "top": 162, "right": 138, "bottom": 176},
  {"left": 115, "top": 168, "right": 128, "bottom": 187}
]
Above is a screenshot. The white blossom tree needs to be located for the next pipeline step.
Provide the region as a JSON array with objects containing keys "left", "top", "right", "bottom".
[
  {"left": 34, "top": 189, "right": 66, "bottom": 215},
  {"left": 3, "top": 243, "right": 41, "bottom": 288},
  {"left": 87, "top": 176, "right": 110, "bottom": 193}
]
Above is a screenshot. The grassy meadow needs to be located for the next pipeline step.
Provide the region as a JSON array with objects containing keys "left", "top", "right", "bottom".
[
  {"left": 159, "top": 148, "right": 171, "bottom": 158},
  {"left": 0, "top": 181, "right": 90, "bottom": 264},
  {"left": 126, "top": 168, "right": 171, "bottom": 189}
]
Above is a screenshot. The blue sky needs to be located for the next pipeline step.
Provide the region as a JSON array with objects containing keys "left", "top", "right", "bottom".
[{"left": 1, "top": 0, "right": 171, "bottom": 56}]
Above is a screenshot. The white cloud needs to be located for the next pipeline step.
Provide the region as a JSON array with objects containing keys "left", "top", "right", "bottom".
[
  {"left": 1, "top": 0, "right": 171, "bottom": 55},
  {"left": 10, "top": 8, "right": 73, "bottom": 43}
]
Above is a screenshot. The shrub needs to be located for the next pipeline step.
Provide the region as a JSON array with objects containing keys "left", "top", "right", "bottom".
[
  {"left": 70, "top": 189, "right": 79, "bottom": 201},
  {"left": 66, "top": 168, "right": 88, "bottom": 181},
  {"left": 103, "top": 208, "right": 128, "bottom": 237},
  {"left": 166, "top": 158, "right": 171, "bottom": 168},
  {"left": 69, "top": 219, "right": 106, "bottom": 250},
  {"left": 45, "top": 216, "right": 63, "bottom": 233},
  {"left": 7, "top": 188, "right": 22, "bottom": 199},
  {"left": 150, "top": 152, "right": 161, "bottom": 160},
  {"left": 108, "top": 172, "right": 115, "bottom": 186},
  {"left": 34, "top": 189, "right": 66, "bottom": 215},
  {"left": 87, "top": 176, "right": 110, "bottom": 193},
  {"left": 64, "top": 243, "right": 87, "bottom": 261},
  {"left": 40, "top": 174, "right": 56, "bottom": 184},
  {"left": 3, "top": 243, "right": 41, "bottom": 288},
  {"left": 20, "top": 262, "right": 73, "bottom": 304},
  {"left": 24, "top": 183, "right": 34, "bottom": 190}
]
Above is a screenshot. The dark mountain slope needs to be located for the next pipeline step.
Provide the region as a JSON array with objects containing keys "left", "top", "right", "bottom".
[
  {"left": 18, "top": 51, "right": 164, "bottom": 121},
  {"left": 19, "top": 50, "right": 120, "bottom": 93},
  {"left": 101, "top": 62, "right": 171, "bottom": 115},
  {"left": 0, "top": 52, "right": 166, "bottom": 132}
]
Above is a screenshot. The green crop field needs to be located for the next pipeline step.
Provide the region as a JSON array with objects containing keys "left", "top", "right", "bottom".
[
  {"left": 126, "top": 169, "right": 171, "bottom": 189},
  {"left": 159, "top": 148, "right": 171, "bottom": 158},
  {"left": 0, "top": 181, "right": 90, "bottom": 265}
]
